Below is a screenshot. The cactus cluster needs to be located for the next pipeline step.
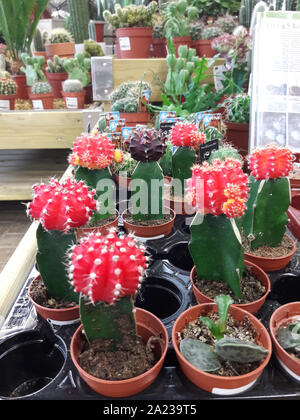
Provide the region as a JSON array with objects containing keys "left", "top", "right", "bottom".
[
  {"left": 103, "top": 2, "right": 157, "bottom": 30},
  {"left": 111, "top": 150, "right": 137, "bottom": 177},
  {"left": 46, "top": 28, "right": 74, "bottom": 44},
  {"left": 214, "top": 14, "right": 238, "bottom": 34},
  {"left": 20, "top": 53, "right": 46, "bottom": 86},
  {"left": 201, "top": 25, "right": 222, "bottom": 40},
  {"left": 62, "top": 79, "right": 83, "bottom": 93},
  {"left": 32, "top": 81, "right": 52, "bottom": 95},
  {"left": 0, "top": 77, "right": 17, "bottom": 95},
  {"left": 84, "top": 39, "right": 105, "bottom": 58},
  {"left": 109, "top": 80, "right": 151, "bottom": 113},
  {"left": 127, "top": 128, "right": 167, "bottom": 163},
  {"left": 190, "top": 21, "right": 205, "bottom": 41},
  {"left": 62, "top": 53, "right": 91, "bottom": 87},
  {"left": 161, "top": 0, "right": 198, "bottom": 38},
  {"left": 111, "top": 96, "right": 139, "bottom": 113},
  {"left": 46, "top": 55, "right": 65, "bottom": 73},
  {"left": 69, "top": 133, "right": 115, "bottom": 170}
]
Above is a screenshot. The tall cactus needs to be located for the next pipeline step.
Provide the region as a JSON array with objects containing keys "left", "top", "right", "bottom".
[
  {"left": 243, "top": 143, "right": 294, "bottom": 250},
  {"left": 67, "top": 0, "right": 90, "bottom": 44},
  {"left": 239, "top": 0, "right": 262, "bottom": 27},
  {"left": 186, "top": 158, "right": 249, "bottom": 298}
]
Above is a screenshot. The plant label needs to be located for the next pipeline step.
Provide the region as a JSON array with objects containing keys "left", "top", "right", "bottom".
[
  {"left": 66, "top": 97, "right": 78, "bottom": 109},
  {"left": 32, "top": 100, "right": 44, "bottom": 110},
  {"left": 0, "top": 99, "right": 10, "bottom": 111},
  {"left": 199, "top": 139, "right": 219, "bottom": 163},
  {"left": 213, "top": 65, "right": 226, "bottom": 92},
  {"left": 119, "top": 37, "right": 131, "bottom": 51}
]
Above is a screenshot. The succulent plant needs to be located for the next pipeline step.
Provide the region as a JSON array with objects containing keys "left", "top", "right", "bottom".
[
  {"left": 26, "top": 178, "right": 98, "bottom": 303},
  {"left": 46, "top": 55, "right": 66, "bottom": 74},
  {"left": 243, "top": 143, "right": 294, "bottom": 250},
  {"left": 223, "top": 94, "right": 250, "bottom": 124},
  {"left": 68, "top": 0, "right": 90, "bottom": 44},
  {"left": 70, "top": 133, "right": 116, "bottom": 222},
  {"left": 111, "top": 96, "right": 139, "bottom": 113},
  {"left": 33, "top": 27, "right": 48, "bottom": 52},
  {"left": 127, "top": 128, "right": 167, "bottom": 222},
  {"left": 276, "top": 320, "right": 300, "bottom": 354},
  {"left": 111, "top": 151, "right": 137, "bottom": 177},
  {"left": 46, "top": 28, "right": 74, "bottom": 44},
  {"left": 20, "top": 53, "right": 46, "bottom": 86},
  {"left": 208, "top": 144, "right": 243, "bottom": 163},
  {"left": 62, "top": 79, "right": 83, "bottom": 93},
  {"left": 215, "top": 14, "right": 238, "bottom": 34},
  {"left": 180, "top": 295, "right": 269, "bottom": 373},
  {"left": 109, "top": 80, "right": 152, "bottom": 113},
  {"left": 187, "top": 158, "right": 249, "bottom": 297},
  {"left": 201, "top": 25, "right": 223, "bottom": 40},
  {"left": 190, "top": 21, "right": 205, "bottom": 41},
  {"left": 31, "top": 81, "right": 52, "bottom": 95},
  {"left": 161, "top": 0, "right": 198, "bottom": 38},
  {"left": 62, "top": 53, "right": 91, "bottom": 87},
  {"left": 0, "top": 77, "right": 17, "bottom": 95},
  {"left": 83, "top": 39, "right": 105, "bottom": 58},
  {"left": 68, "top": 231, "right": 148, "bottom": 347},
  {"left": 103, "top": 2, "right": 157, "bottom": 30}
]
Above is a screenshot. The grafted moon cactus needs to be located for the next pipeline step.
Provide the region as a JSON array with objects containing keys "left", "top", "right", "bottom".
[
  {"left": 169, "top": 122, "right": 206, "bottom": 197},
  {"left": 243, "top": 143, "right": 295, "bottom": 250},
  {"left": 127, "top": 128, "right": 167, "bottom": 221},
  {"left": 69, "top": 231, "right": 148, "bottom": 346},
  {"left": 27, "top": 178, "right": 98, "bottom": 303},
  {"left": 186, "top": 158, "right": 249, "bottom": 297}
]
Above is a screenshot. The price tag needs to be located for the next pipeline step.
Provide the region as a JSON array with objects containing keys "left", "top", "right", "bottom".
[
  {"left": 66, "top": 97, "right": 78, "bottom": 109},
  {"left": 199, "top": 139, "right": 219, "bottom": 163},
  {"left": 0, "top": 99, "right": 10, "bottom": 111},
  {"left": 119, "top": 37, "right": 131, "bottom": 51},
  {"left": 32, "top": 99, "right": 44, "bottom": 110}
]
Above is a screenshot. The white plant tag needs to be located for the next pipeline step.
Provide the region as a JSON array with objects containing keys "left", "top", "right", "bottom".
[
  {"left": 32, "top": 99, "right": 44, "bottom": 110},
  {"left": 0, "top": 99, "right": 10, "bottom": 111},
  {"left": 119, "top": 37, "right": 131, "bottom": 51},
  {"left": 213, "top": 65, "right": 227, "bottom": 92},
  {"left": 66, "top": 97, "right": 78, "bottom": 109}
]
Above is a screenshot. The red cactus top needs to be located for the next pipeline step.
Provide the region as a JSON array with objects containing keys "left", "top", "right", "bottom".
[
  {"left": 69, "top": 231, "right": 148, "bottom": 305},
  {"left": 186, "top": 158, "right": 249, "bottom": 218},
  {"left": 68, "top": 133, "right": 115, "bottom": 170},
  {"left": 247, "top": 143, "right": 294, "bottom": 180},
  {"left": 27, "top": 178, "right": 98, "bottom": 232},
  {"left": 169, "top": 122, "right": 206, "bottom": 148}
]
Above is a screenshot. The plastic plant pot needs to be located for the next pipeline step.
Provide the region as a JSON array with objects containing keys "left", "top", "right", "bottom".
[
  {"left": 12, "top": 74, "right": 28, "bottom": 100},
  {"left": 0, "top": 329, "right": 67, "bottom": 399},
  {"left": 46, "top": 72, "right": 68, "bottom": 98},
  {"left": 191, "top": 39, "right": 216, "bottom": 57},
  {"left": 70, "top": 308, "right": 169, "bottom": 397},
  {"left": 0, "top": 94, "right": 16, "bottom": 110},
  {"left": 76, "top": 211, "right": 120, "bottom": 240},
  {"left": 152, "top": 38, "right": 167, "bottom": 57},
  {"left": 167, "top": 242, "right": 194, "bottom": 272},
  {"left": 115, "top": 27, "right": 153, "bottom": 59},
  {"left": 270, "top": 302, "right": 300, "bottom": 382},
  {"left": 45, "top": 42, "right": 75, "bottom": 60},
  {"left": 270, "top": 273, "right": 300, "bottom": 305},
  {"left": 29, "top": 92, "right": 54, "bottom": 110},
  {"left": 172, "top": 303, "right": 272, "bottom": 396},
  {"left": 171, "top": 36, "right": 192, "bottom": 57},
  {"left": 61, "top": 90, "right": 86, "bottom": 109},
  {"left": 119, "top": 112, "right": 150, "bottom": 127},
  {"left": 190, "top": 260, "right": 271, "bottom": 315}
]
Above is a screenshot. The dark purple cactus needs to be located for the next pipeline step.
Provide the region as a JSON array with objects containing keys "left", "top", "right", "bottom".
[{"left": 127, "top": 128, "right": 167, "bottom": 163}]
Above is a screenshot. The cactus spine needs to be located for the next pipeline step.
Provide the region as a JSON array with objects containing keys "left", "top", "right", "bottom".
[{"left": 67, "top": 0, "right": 90, "bottom": 44}]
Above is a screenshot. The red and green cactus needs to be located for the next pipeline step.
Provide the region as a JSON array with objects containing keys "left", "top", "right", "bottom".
[
  {"left": 243, "top": 143, "right": 294, "bottom": 250},
  {"left": 169, "top": 122, "right": 206, "bottom": 197},
  {"left": 27, "top": 178, "right": 98, "bottom": 303},
  {"left": 127, "top": 128, "right": 167, "bottom": 221},
  {"left": 69, "top": 133, "right": 116, "bottom": 222},
  {"left": 69, "top": 231, "right": 148, "bottom": 347},
  {"left": 186, "top": 158, "right": 249, "bottom": 298}
]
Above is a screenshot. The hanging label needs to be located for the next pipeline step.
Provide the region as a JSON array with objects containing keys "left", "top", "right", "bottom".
[
  {"left": 0, "top": 99, "right": 10, "bottom": 111},
  {"left": 66, "top": 97, "right": 78, "bottom": 109},
  {"left": 119, "top": 37, "right": 131, "bottom": 51},
  {"left": 32, "top": 99, "right": 44, "bottom": 110}
]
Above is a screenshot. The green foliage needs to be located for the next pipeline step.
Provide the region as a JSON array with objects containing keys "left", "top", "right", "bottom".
[
  {"left": 215, "top": 336, "right": 269, "bottom": 363},
  {"left": 190, "top": 21, "right": 205, "bottom": 41},
  {"left": 222, "top": 94, "right": 250, "bottom": 123},
  {"left": 111, "top": 151, "right": 137, "bottom": 177},
  {"left": 201, "top": 25, "right": 222, "bottom": 40},
  {"left": 62, "top": 53, "right": 91, "bottom": 87},
  {"left": 0, "top": 77, "right": 17, "bottom": 95},
  {"left": 32, "top": 81, "right": 52, "bottom": 94},
  {"left": 47, "top": 28, "right": 74, "bottom": 44},
  {"left": 62, "top": 79, "right": 83, "bottom": 92},
  {"left": 180, "top": 338, "right": 221, "bottom": 372},
  {"left": 46, "top": 55, "right": 66, "bottom": 74},
  {"left": 33, "top": 27, "right": 48, "bottom": 52},
  {"left": 84, "top": 39, "right": 105, "bottom": 58},
  {"left": 161, "top": 0, "right": 198, "bottom": 38},
  {"left": 172, "top": 146, "right": 196, "bottom": 196},
  {"left": 208, "top": 144, "right": 243, "bottom": 163},
  {"left": 188, "top": 0, "right": 240, "bottom": 17},
  {"left": 103, "top": 1, "right": 157, "bottom": 30},
  {"left": 68, "top": 0, "right": 90, "bottom": 44},
  {"left": 276, "top": 321, "right": 300, "bottom": 351},
  {"left": 199, "top": 295, "right": 234, "bottom": 340},
  {"left": 20, "top": 53, "right": 46, "bottom": 86},
  {"left": 0, "top": 0, "right": 49, "bottom": 65},
  {"left": 159, "top": 140, "right": 173, "bottom": 177}
]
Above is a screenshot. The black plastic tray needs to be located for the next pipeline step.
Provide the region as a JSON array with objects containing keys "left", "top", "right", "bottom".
[{"left": 1, "top": 215, "right": 300, "bottom": 400}]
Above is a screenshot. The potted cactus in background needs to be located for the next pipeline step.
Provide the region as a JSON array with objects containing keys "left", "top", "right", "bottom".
[
  {"left": 172, "top": 295, "right": 271, "bottom": 395},
  {"left": 20, "top": 52, "right": 47, "bottom": 95},
  {"left": 26, "top": 177, "right": 98, "bottom": 323},
  {"left": 243, "top": 143, "right": 297, "bottom": 271},
  {"left": 33, "top": 27, "right": 48, "bottom": 67},
  {"left": 88, "top": 0, "right": 113, "bottom": 43},
  {"left": 45, "top": 55, "right": 68, "bottom": 98},
  {"left": 186, "top": 157, "right": 271, "bottom": 314},
  {"left": 68, "top": 132, "right": 118, "bottom": 237},
  {"left": 69, "top": 230, "right": 169, "bottom": 397},
  {"left": 62, "top": 53, "right": 92, "bottom": 103},
  {"left": 122, "top": 127, "right": 176, "bottom": 238},
  {"left": 0, "top": 72, "right": 17, "bottom": 110},
  {"left": 29, "top": 80, "right": 54, "bottom": 109},
  {"left": 110, "top": 80, "right": 152, "bottom": 127},
  {"left": 45, "top": 28, "right": 75, "bottom": 60},
  {"left": 67, "top": 0, "right": 90, "bottom": 45},
  {"left": 152, "top": 22, "right": 166, "bottom": 58},
  {"left": 61, "top": 79, "right": 85, "bottom": 109},
  {"left": 196, "top": 25, "right": 222, "bottom": 57},
  {"left": 103, "top": 2, "right": 157, "bottom": 59}
]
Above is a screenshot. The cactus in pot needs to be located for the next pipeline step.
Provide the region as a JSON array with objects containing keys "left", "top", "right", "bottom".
[
  {"left": 20, "top": 53, "right": 46, "bottom": 86},
  {"left": 63, "top": 79, "right": 83, "bottom": 93},
  {"left": 186, "top": 157, "right": 249, "bottom": 298},
  {"left": 62, "top": 53, "right": 91, "bottom": 88},
  {"left": 0, "top": 76, "right": 17, "bottom": 96},
  {"left": 47, "top": 28, "right": 74, "bottom": 45},
  {"left": 126, "top": 128, "right": 167, "bottom": 222},
  {"left": 26, "top": 178, "right": 98, "bottom": 304},
  {"left": 46, "top": 55, "right": 66, "bottom": 74},
  {"left": 67, "top": 0, "right": 90, "bottom": 44},
  {"left": 31, "top": 80, "right": 52, "bottom": 95},
  {"left": 243, "top": 143, "right": 294, "bottom": 251}
]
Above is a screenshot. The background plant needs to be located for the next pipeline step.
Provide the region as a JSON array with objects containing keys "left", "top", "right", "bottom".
[
  {"left": 222, "top": 93, "right": 250, "bottom": 123},
  {"left": 62, "top": 54, "right": 91, "bottom": 87},
  {"left": 187, "top": 0, "right": 240, "bottom": 18},
  {"left": 161, "top": 0, "right": 198, "bottom": 38},
  {"left": 103, "top": 2, "right": 157, "bottom": 30}
]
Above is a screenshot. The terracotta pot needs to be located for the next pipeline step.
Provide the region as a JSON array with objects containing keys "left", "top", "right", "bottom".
[
  {"left": 12, "top": 74, "right": 28, "bottom": 100},
  {"left": 164, "top": 194, "right": 196, "bottom": 217},
  {"left": 76, "top": 211, "right": 119, "bottom": 240},
  {"left": 94, "top": 21, "right": 105, "bottom": 42},
  {"left": 116, "top": 27, "right": 153, "bottom": 59},
  {"left": 152, "top": 38, "right": 167, "bottom": 57},
  {"left": 115, "top": 173, "right": 132, "bottom": 189},
  {"left": 191, "top": 39, "right": 217, "bottom": 57},
  {"left": 0, "top": 94, "right": 16, "bottom": 110},
  {"left": 28, "top": 92, "right": 54, "bottom": 110},
  {"left": 244, "top": 234, "right": 297, "bottom": 272},
  {"left": 119, "top": 112, "right": 150, "bottom": 127},
  {"left": 45, "top": 42, "right": 75, "bottom": 60},
  {"left": 28, "top": 275, "right": 80, "bottom": 324},
  {"left": 70, "top": 308, "right": 169, "bottom": 397},
  {"left": 171, "top": 36, "right": 192, "bottom": 57},
  {"left": 46, "top": 72, "right": 68, "bottom": 98},
  {"left": 172, "top": 303, "right": 272, "bottom": 395},
  {"left": 122, "top": 207, "right": 176, "bottom": 239},
  {"left": 61, "top": 90, "right": 86, "bottom": 109},
  {"left": 287, "top": 191, "right": 300, "bottom": 241},
  {"left": 190, "top": 259, "right": 271, "bottom": 315},
  {"left": 270, "top": 302, "right": 300, "bottom": 381},
  {"left": 225, "top": 121, "right": 249, "bottom": 157}
]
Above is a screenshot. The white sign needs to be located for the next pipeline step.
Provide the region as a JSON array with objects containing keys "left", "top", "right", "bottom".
[
  {"left": 213, "top": 65, "right": 226, "bottom": 92},
  {"left": 119, "top": 37, "right": 131, "bottom": 51},
  {"left": 0, "top": 99, "right": 10, "bottom": 111},
  {"left": 32, "top": 99, "right": 44, "bottom": 110},
  {"left": 66, "top": 97, "right": 78, "bottom": 109}
]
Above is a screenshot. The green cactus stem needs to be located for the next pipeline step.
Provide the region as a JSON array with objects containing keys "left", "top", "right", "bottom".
[
  {"left": 243, "top": 176, "right": 290, "bottom": 250},
  {"left": 189, "top": 213, "right": 243, "bottom": 298},
  {"left": 67, "top": 0, "right": 90, "bottom": 44},
  {"left": 36, "top": 224, "right": 79, "bottom": 303},
  {"left": 62, "top": 54, "right": 91, "bottom": 87},
  {"left": 171, "top": 146, "right": 196, "bottom": 197}
]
